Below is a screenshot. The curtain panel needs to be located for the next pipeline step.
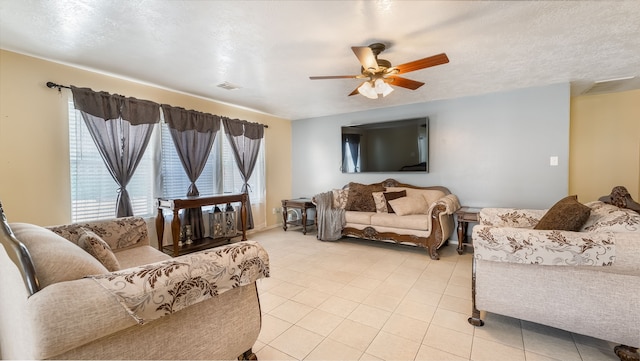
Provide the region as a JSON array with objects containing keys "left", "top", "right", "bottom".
[
  {"left": 161, "top": 105, "right": 221, "bottom": 239},
  {"left": 70, "top": 86, "right": 160, "bottom": 218},
  {"left": 222, "top": 118, "right": 265, "bottom": 230}
]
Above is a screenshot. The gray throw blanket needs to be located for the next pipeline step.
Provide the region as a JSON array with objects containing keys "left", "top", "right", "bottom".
[{"left": 314, "top": 191, "right": 346, "bottom": 241}]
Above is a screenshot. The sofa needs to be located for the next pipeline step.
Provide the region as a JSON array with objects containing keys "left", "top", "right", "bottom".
[
  {"left": 0, "top": 205, "right": 269, "bottom": 360},
  {"left": 317, "top": 179, "right": 460, "bottom": 260},
  {"left": 468, "top": 188, "right": 640, "bottom": 361}
]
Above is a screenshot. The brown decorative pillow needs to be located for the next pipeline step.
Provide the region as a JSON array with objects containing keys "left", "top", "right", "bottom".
[
  {"left": 78, "top": 228, "right": 121, "bottom": 271},
  {"left": 534, "top": 195, "right": 591, "bottom": 231},
  {"left": 345, "top": 182, "right": 385, "bottom": 212},
  {"left": 383, "top": 191, "right": 407, "bottom": 214}
]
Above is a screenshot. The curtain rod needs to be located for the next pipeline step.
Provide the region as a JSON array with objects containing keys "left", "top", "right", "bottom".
[
  {"left": 45, "top": 81, "right": 268, "bottom": 128},
  {"left": 46, "top": 81, "right": 71, "bottom": 91}
]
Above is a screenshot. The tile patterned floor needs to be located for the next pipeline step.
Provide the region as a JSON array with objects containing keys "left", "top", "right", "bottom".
[{"left": 249, "top": 228, "right": 621, "bottom": 361}]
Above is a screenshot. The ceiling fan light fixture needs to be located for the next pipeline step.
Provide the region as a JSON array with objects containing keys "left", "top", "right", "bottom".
[
  {"left": 374, "top": 78, "right": 394, "bottom": 97},
  {"left": 358, "top": 81, "right": 378, "bottom": 99}
]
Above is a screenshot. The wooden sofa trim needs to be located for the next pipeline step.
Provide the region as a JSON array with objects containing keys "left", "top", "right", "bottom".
[{"left": 342, "top": 178, "right": 452, "bottom": 260}]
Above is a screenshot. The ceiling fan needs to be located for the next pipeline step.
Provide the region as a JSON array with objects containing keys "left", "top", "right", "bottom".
[{"left": 309, "top": 43, "right": 449, "bottom": 99}]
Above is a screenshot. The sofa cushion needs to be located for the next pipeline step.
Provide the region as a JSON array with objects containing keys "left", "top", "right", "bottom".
[
  {"left": 10, "top": 223, "right": 109, "bottom": 288},
  {"left": 115, "top": 245, "right": 172, "bottom": 269},
  {"left": 345, "top": 182, "right": 385, "bottom": 212},
  {"left": 383, "top": 191, "right": 407, "bottom": 214},
  {"left": 388, "top": 195, "right": 428, "bottom": 216},
  {"left": 79, "top": 228, "right": 121, "bottom": 271},
  {"left": 345, "top": 211, "right": 375, "bottom": 225},
  {"left": 370, "top": 213, "right": 430, "bottom": 231},
  {"left": 534, "top": 195, "right": 591, "bottom": 231}
]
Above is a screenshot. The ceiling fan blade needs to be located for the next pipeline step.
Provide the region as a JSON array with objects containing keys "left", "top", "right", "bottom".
[
  {"left": 352, "top": 46, "right": 379, "bottom": 72},
  {"left": 309, "top": 75, "right": 359, "bottom": 80},
  {"left": 394, "top": 53, "right": 449, "bottom": 74},
  {"left": 386, "top": 76, "right": 425, "bottom": 90},
  {"left": 348, "top": 85, "right": 361, "bottom": 96}
]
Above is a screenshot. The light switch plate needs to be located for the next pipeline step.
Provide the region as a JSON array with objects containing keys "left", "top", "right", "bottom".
[{"left": 550, "top": 156, "right": 559, "bottom": 166}]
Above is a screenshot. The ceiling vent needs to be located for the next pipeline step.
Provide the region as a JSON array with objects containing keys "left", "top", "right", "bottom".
[
  {"left": 582, "top": 76, "right": 640, "bottom": 95},
  {"left": 216, "top": 81, "right": 241, "bottom": 91}
]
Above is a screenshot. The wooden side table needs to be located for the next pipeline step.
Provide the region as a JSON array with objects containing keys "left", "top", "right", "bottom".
[
  {"left": 282, "top": 198, "right": 316, "bottom": 235},
  {"left": 455, "top": 207, "right": 481, "bottom": 255}
]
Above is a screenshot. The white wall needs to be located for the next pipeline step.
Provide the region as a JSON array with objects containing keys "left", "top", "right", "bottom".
[{"left": 291, "top": 83, "right": 570, "bottom": 209}]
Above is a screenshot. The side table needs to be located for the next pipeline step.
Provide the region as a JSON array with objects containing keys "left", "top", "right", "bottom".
[
  {"left": 455, "top": 207, "right": 481, "bottom": 255},
  {"left": 282, "top": 198, "right": 316, "bottom": 235}
]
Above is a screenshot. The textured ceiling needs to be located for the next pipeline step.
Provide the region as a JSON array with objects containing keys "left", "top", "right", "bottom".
[{"left": 1, "top": 1, "right": 639, "bottom": 120}]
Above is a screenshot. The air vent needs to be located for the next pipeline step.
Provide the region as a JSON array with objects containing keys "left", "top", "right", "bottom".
[
  {"left": 582, "top": 76, "right": 640, "bottom": 95},
  {"left": 216, "top": 81, "right": 241, "bottom": 91}
]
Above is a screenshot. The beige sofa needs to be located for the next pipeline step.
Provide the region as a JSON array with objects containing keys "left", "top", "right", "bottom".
[
  {"left": 0, "top": 207, "right": 269, "bottom": 360},
  {"left": 468, "top": 190, "right": 640, "bottom": 361},
  {"left": 326, "top": 179, "right": 460, "bottom": 260}
]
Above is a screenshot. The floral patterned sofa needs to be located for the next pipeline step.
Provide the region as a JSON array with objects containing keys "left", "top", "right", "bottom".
[
  {"left": 468, "top": 188, "right": 640, "bottom": 361},
  {"left": 0, "top": 208, "right": 269, "bottom": 360}
]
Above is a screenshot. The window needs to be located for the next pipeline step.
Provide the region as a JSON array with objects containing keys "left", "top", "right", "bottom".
[
  {"left": 69, "top": 101, "right": 155, "bottom": 222},
  {"left": 69, "top": 99, "right": 266, "bottom": 222}
]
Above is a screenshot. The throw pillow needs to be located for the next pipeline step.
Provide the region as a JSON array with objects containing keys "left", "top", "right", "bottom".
[
  {"left": 10, "top": 223, "right": 109, "bottom": 288},
  {"left": 534, "top": 195, "right": 591, "bottom": 231},
  {"left": 332, "top": 188, "right": 349, "bottom": 209},
  {"left": 372, "top": 192, "right": 388, "bottom": 213},
  {"left": 388, "top": 195, "right": 429, "bottom": 216},
  {"left": 383, "top": 190, "right": 407, "bottom": 214},
  {"left": 345, "top": 182, "right": 385, "bottom": 212},
  {"left": 78, "top": 228, "right": 121, "bottom": 271}
]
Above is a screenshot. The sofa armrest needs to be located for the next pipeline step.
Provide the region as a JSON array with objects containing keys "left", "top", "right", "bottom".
[
  {"left": 472, "top": 225, "right": 614, "bottom": 266},
  {"left": 90, "top": 240, "right": 269, "bottom": 324},
  {"left": 26, "top": 278, "right": 138, "bottom": 359},
  {"left": 433, "top": 193, "right": 461, "bottom": 215},
  {"left": 478, "top": 208, "right": 546, "bottom": 228}
]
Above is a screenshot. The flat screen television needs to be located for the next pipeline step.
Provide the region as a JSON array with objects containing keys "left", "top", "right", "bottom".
[{"left": 341, "top": 117, "right": 429, "bottom": 173}]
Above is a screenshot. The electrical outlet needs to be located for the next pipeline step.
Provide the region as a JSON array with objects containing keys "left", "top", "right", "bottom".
[{"left": 550, "top": 156, "right": 558, "bottom": 166}]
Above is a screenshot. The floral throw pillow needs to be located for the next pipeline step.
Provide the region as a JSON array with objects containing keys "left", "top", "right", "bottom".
[
  {"left": 372, "top": 192, "right": 388, "bottom": 213},
  {"left": 332, "top": 188, "right": 349, "bottom": 209},
  {"left": 79, "top": 228, "right": 121, "bottom": 272}
]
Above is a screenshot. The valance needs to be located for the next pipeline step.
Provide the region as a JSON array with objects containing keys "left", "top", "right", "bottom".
[
  {"left": 160, "top": 104, "right": 222, "bottom": 133},
  {"left": 70, "top": 86, "right": 160, "bottom": 125}
]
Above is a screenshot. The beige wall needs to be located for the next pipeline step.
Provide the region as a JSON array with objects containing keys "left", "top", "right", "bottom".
[
  {"left": 0, "top": 50, "right": 292, "bottom": 227},
  {"left": 569, "top": 89, "right": 640, "bottom": 202}
]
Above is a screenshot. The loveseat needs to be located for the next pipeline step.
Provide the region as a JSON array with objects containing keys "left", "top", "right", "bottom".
[
  {"left": 316, "top": 179, "right": 460, "bottom": 260},
  {"left": 0, "top": 205, "right": 269, "bottom": 360},
  {"left": 468, "top": 189, "right": 640, "bottom": 361}
]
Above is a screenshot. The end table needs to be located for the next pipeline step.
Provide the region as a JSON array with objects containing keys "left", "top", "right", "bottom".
[
  {"left": 455, "top": 207, "right": 481, "bottom": 254},
  {"left": 281, "top": 198, "right": 316, "bottom": 235}
]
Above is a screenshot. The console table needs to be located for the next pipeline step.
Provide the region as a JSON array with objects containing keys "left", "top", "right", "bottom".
[
  {"left": 156, "top": 193, "right": 247, "bottom": 257},
  {"left": 455, "top": 207, "right": 481, "bottom": 255}
]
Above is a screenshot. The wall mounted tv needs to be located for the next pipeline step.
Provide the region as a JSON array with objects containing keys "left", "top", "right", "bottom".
[{"left": 341, "top": 117, "right": 429, "bottom": 173}]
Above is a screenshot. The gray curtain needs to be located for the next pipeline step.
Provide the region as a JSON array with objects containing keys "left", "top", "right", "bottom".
[
  {"left": 71, "top": 86, "right": 160, "bottom": 218},
  {"left": 161, "top": 105, "right": 221, "bottom": 239},
  {"left": 222, "top": 118, "right": 264, "bottom": 230}
]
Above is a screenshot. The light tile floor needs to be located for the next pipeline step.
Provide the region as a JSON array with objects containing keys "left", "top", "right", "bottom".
[{"left": 249, "top": 228, "right": 621, "bottom": 361}]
